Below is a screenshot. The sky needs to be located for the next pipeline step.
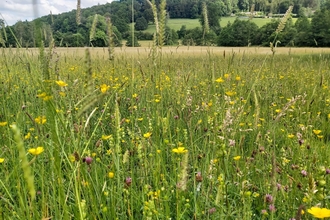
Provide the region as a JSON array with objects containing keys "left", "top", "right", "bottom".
[{"left": 0, "top": 0, "right": 113, "bottom": 26}]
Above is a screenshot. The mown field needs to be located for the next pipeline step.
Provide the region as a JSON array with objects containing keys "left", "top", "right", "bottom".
[
  {"left": 141, "top": 17, "right": 299, "bottom": 33},
  {"left": 1, "top": 46, "right": 330, "bottom": 219}
]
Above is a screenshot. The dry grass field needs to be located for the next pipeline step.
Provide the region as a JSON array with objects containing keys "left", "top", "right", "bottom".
[{"left": 12, "top": 46, "right": 330, "bottom": 58}]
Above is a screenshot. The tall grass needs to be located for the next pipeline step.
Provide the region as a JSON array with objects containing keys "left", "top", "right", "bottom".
[
  {"left": 1, "top": 2, "right": 330, "bottom": 220},
  {"left": 1, "top": 47, "right": 330, "bottom": 219}
]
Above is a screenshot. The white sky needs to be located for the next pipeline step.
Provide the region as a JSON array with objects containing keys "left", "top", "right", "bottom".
[{"left": 0, "top": 0, "right": 113, "bottom": 26}]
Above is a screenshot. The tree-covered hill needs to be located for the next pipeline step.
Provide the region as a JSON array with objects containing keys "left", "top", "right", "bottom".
[{"left": 0, "top": 0, "right": 329, "bottom": 48}]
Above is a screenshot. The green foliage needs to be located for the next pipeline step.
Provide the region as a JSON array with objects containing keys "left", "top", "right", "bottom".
[
  {"left": 1, "top": 1, "right": 330, "bottom": 48},
  {"left": 217, "top": 19, "right": 259, "bottom": 46},
  {"left": 2, "top": 46, "right": 330, "bottom": 219},
  {"left": 294, "top": 15, "right": 312, "bottom": 46},
  {"left": 125, "top": 33, "right": 140, "bottom": 47},
  {"left": 311, "top": 4, "right": 330, "bottom": 46},
  {"left": 199, "top": 0, "right": 223, "bottom": 34},
  {"left": 164, "top": 26, "right": 178, "bottom": 45},
  {"left": 253, "top": 19, "right": 280, "bottom": 46},
  {"left": 182, "top": 27, "right": 216, "bottom": 46},
  {"left": 134, "top": 17, "right": 148, "bottom": 31}
]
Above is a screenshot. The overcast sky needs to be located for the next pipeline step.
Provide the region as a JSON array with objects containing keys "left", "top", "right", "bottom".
[{"left": 0, "top": 0, "right": 113, "bottom": 26}]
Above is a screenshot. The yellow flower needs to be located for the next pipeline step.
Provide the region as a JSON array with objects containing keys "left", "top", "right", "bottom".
[
  {"left": 303, "top": 197, "right": 310, "bottom": 203},
  {"left": 69, "top": 155, "right": 76, "bottom": 162},
  {"left": 225, "top": 91, "right": 236, "bottom": 96},
  {"left": 155, "top": 99, "right": 160, "bottom": 103},
  {"left": 215, "top": 77, "right": 224, "bottom": 83},
  {"left": 252, "top": 192, "right": 260, "bottom": 198},
  {"left": 35, "top": 116, "right": 46, "bottom": 124},
  {"left": 37, "top": 92, "right": 47, "bottom": 98},
  {"left": 224, "top": 74, "right": 229, "bottom": 78},
  {"left": 233, "top": 156, "right": 241, "bottom": 161},
  {"left": 307, "top": 207, "right": 330, "bottom": 219},
  {"left": 28, "top": 147, "right": 44, "bottom": 156},
  {"left": 235, "top": 76, "right": 241, "bottom": 81},
  {"left": 172, "top": 147, "right": 188, "bottom": 154},
  {"left": 55, "top": 80, "right": 68, "bottom": 87},
  {"left": 108, "top": 172, "right": 114, "bottom": 178},
  {"left": 287, "top": 134, "right": 295, "bottom": 138},
  {"left": 100, "top": 84, "right": 110, "bottom": 93},
  {"left": 143, "top": 132, "right": 152, "bottom": 138},
  {"left": 59, "top": 92, "right": 66, "bottom": 97},
  {"left": 0, "top": 122, "right": 8, "bottom": 126},
  {"left": 0, "top": 158, "right": 4, "bottom": 163},
  {"left": 313, "top": 130, "right": 322, "bottom": 135},
  {"left": 102, "top": 135, "right": 112, "bottom": 140},
  {"left": 43, "top": 96, "right": 53, "bottom": 101},
  {"left": 25, "top": 132, "right": 31, "bottom": 139}
]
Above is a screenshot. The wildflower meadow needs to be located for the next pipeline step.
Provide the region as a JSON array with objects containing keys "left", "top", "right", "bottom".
[{"left": 1, "top": 44, "right": 330, "bottom": 220}]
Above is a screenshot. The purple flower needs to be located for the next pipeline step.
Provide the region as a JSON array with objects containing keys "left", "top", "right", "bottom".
[
  {"left": 269, "top": 204, "right": 276, "bottom": 212},
  {"left": 261, "top": 209, "right": 268, "bottom": 215},
  {"left": 301, "top": 170, "right": 308, "bottom": 177},
  {"left": 125, "top": 177, "right": 132, "bottom": 187},
  {"left": 208, "top": 207, "right": 216, "bottom": 214},
  {"left": 276, "top": 183, "right": 282, "bottom": 191},
  {"left": 326, "top": 168, "right": 330, "bottom": 175},
  {"left": 83, "top": 156, "right": 93, "bottom": 165},
  {"left": 265, "top": 194, "right": 273, "bottom": 203}
]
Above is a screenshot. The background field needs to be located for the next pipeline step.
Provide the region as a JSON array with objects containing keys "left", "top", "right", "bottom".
[{"left": 139, "top": 17, "right": 299, "bottom": 33}]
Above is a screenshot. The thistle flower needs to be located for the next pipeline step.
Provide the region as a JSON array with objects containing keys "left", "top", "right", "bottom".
[
  {"left": 265, "top": 194, "right": 273, "bottom": 203},
  {"left": 125, "top": 177, "right": 132, "bottom": 187},
  {"left": 83, "top": 156, "right": 93, "bottom": 165}
]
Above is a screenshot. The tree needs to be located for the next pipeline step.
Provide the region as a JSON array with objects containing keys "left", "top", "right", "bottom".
[
  {"left": 177, "top": 25, "right": 187, "bottom": 39},
  {"left": 134, "top": 17, "right": 148, "bottom": 31},
  {"left": 311, "top": 3, "right": 330, "bottom": 46},
  {"left": 293, "top": 15, "right": 312, "bottom": 46},
  {"left": 182, "top": 27, "right": 217, "bottom": 46},
  {"left": 238, "top": 0, "right": 249, "bottom": 11},
  {"left": 253, "top": 19, "right": 280, "bottom": 46},
  {"left": 199, "top": 0, "right": 224, "bottom": 35},
  {"left": 164, "top": 26, "right": 178, "bottom": 45},
  {"left": 125, "top": 33, "right": 140, "bottom": 47},
  {"left": 217, "top": 19, "right": 259, "bottom": 46}
]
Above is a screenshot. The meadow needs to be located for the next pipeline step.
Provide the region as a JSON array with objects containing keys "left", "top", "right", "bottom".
[
  {"left": 142, "top": 17, "right": 299, "bottom": 32},
  {"left": 1, "top": 45, "right": 330, "bottom": 220}
]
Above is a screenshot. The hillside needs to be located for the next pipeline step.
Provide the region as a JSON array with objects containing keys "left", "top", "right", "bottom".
[{"left": 0, "top": 0, "right": 328, "bottom": 48}]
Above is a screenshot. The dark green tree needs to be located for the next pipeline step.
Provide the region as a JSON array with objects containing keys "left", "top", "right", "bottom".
[
  {"left": 134, "top": 17, "right": 148, "bottom": 31},
  {"left": 164, "top": 26, "right": 178, "bottom": 45},
  {"left": 294, "top": 15, "right": 312, "bottom": 46},
  {"left": 217, "top": 19, "right": 259, "bottom": 46}
]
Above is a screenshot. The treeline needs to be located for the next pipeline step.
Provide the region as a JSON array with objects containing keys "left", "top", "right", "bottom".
[{"left": 0, "top": 0, "right": 329, "bottom": 48}]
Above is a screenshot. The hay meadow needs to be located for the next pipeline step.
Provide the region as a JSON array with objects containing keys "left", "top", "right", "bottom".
[{"left": 1, "top": 45, "right": 330, "bottom": 220}]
